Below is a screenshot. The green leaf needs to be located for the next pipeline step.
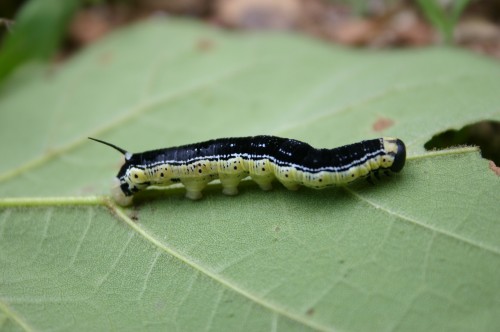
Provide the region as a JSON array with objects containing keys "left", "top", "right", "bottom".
[{"left": 1, "top": 19, "right": 499, "bottom": 331}]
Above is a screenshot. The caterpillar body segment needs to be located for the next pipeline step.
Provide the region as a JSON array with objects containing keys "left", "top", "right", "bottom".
[{"left": 90, "top": 136, "right": 406, "bottom": 206}]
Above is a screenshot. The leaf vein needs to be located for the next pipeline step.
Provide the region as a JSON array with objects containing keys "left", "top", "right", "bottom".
[
  {"left": 111, "top": 204, "right": 335, "bottom": 332},
  {"left": 344, "top": 188, "right": 500, "bottom": 256},
  {"left": 0, "top": 298, "right": 35, "bottom": 332}
]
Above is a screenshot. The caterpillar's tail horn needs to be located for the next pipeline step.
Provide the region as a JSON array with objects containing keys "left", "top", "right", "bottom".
[{"left": 88, "top": 137, "right": 129, "bottom": 156}]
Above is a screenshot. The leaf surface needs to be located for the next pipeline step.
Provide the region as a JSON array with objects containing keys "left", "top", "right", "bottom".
[{"left": 1, "top": 19, "right": 499, "bottom": 331}]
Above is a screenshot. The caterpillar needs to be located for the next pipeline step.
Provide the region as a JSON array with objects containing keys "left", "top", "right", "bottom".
[{"left": 90, "top": 136, "right": 406, "bottom": 206}]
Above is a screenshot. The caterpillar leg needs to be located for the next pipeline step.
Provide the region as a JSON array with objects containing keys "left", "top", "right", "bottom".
[
  {"left": 219, "top": 174, "right": 243, "bottom": 196},
  {"left": 222, "top": 187, "right": 238, "bottom": 196},
  {"left": 182, "top": 178, "right": 208, "bottom": 200},
  {"left": 281, "top": 181, "right": 299, "bottom": 191},
  {"left": 251, "top": 176, "right": 273, "bottom": 191},
  {"left": 220, "top": 181, "right": 239, "bottom": 196},
  {"left": 365, "top": 170, "right": 386, "bottom": 186},
  {"left": 185, "top": 189, "right": 203, "bottom": 200}
]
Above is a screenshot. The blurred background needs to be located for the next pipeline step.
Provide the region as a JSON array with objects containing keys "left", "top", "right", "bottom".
[
  {"left": 2, "top": 0, "right": 500, "bottom": 58},
  {"left": 1, "top": 0, "right": 500, "bottom": 162}
]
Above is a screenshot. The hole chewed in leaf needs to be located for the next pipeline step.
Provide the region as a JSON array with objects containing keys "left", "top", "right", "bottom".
[
  {"left": 424, "top": 120, "right": 500, "bottom": 165},
  {"left": 372, "top": 117, "right": 394, "bottom": 132}
]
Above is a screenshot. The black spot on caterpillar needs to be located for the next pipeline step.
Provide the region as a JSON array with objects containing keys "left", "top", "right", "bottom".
[{"left": 89, "top": 136, "right": 406, "bottom": 206}]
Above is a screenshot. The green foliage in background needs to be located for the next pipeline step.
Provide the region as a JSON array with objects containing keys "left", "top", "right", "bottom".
[
  {"left": 0, "top": 19, "right": 499, "bottom": 331},
  {"left": 417, "top": 0, "right": 471, "bottom": 43},
  {"left": 0, "top": 0, "right": 79, "bottom": 82}
]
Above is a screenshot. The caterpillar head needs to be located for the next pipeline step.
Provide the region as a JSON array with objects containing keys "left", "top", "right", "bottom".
[
  {"left": 89, "top": 137, "right": 148, "bottom": 206},
  {"left": 111, "top": 177, "right": 133, "bottom": 206},
  {"left": 382, "top": 138, "right": 406, "bottom": 173}
]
